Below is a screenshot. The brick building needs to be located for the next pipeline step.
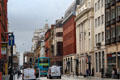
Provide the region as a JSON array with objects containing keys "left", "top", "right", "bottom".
[
  {"left": 0, "top": 0, "right": 8, "bottom": 79},
  {"left": 45, "top": 20, "right": 63, "bottom": 67},
  {"left": 62, "top": 1, "right": 76, "bottom": 75},
  {"left": 45, "top": 29, "right": 51, "bottom": 57}
]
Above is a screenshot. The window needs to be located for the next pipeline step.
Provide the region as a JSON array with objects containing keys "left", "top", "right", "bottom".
[
  {"left": 56, "top": 32, "right": 63, "bottom": 37},
  {"left": 30, "top": 58, "right": 32, "bottom": 62},
  {"left": 102, "top": 32, "right": 104, "bottom": 41},
  {"left": 111, "top": 9, "right": 115, "bottom": 20},
  {"left": 98, "top": 17, "right": 100, "bottom": 26},
  {"left": 95, "top": 3, "right": 97, "bottom": 11},
  {"left": 57, "top": 42, "right": 63, "bottom": 56},
  {"left": 116, "top": 26, "right": 120, "bottom": 37},
  {"left": 106, "top": 30, "right": 110, "bottom": 40},
  {"left": 96, "top": 53, "right": 98, "bottom": 72},
  {"left": 98, "top": 0, "right": 100, "bottom": 10},
  {"left": 99, "top": 52, "right": 101, "bottom": 72},
  {"left": 39, "top": 58, "right": 49, "bottom": 63},
  {"left": 116, "top": 6, "right": 120, "bottom": 17},
  {"left": 95, "top": 18, "right": 97, "bottom": 27},
  {"left": 101, "top": 15, "right": 104, "bottom": 24},
  {"left": 106, "top": 11, "right": 110, "bottom": 22},
  {"left": 95, "top": 34, "right": 97, "bottom": 44},
  {"left": 111, "top": 27, "right": 115, "bottom": 38},
  {"left": 98, "top": 33, "right": 101, "bottom": 42},
  {"left": 102, "top": 51, "right": 104, "bottom": 69},
  {"left": 105, "top": 0, "right": 110, "bottom": 4},
  {"left": 71, "top": 58, "right": 72, "bottom": 72},
  {"left": 101, "top": 0, "right": 103, "bottom": 7}
]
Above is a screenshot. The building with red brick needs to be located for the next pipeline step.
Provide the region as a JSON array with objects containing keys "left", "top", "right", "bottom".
[
  {"left": 45, "top": 29, "right": 51, "bottom": 57},
  {"left": 0, "top": 0, "right": 8, "bottom": 79},
  {"left": 45, "top": 19, "right": 63, "bottom": 67},
  {"left": 62, "top": 1, "right": 76, "bottom": 75}
]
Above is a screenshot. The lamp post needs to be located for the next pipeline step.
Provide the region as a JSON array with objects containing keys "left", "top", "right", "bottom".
[{"left": 4, "top": 32, "right": 14, "bottom": 80}]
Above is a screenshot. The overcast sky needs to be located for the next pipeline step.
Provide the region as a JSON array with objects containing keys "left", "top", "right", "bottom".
[{"left": 8, "top": 0, "right": 73, "bottom": 65}]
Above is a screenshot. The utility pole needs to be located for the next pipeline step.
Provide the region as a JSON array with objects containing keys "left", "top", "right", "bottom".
[
  {"left": 5, "top": 32, "right": 15, "bottom": 80},
  {"left": 10, "top": 45, "right": 13, "bottom": 80}
]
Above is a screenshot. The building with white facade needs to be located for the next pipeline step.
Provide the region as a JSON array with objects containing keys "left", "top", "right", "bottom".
[
  {"left": 75, "top": 0, "right": 94, "bottom": 75},
  {"left": 94, "top": 0, "right": 105, "bottom": 77},
  {"left": 32, "top": 24, "right": 49, "bottom": 57}
]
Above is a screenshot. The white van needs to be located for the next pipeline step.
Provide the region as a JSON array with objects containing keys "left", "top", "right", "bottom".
[
  {"left": 47, "top": 66, "right": 61, "bottom": 79},
  {"left": 23, "top": 68, "right": 36, "bottom": 80}
]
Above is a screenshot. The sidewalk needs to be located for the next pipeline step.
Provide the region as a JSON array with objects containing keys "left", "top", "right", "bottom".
[{"left": 63, "top": 75, "right": 120, "bottom": 80}]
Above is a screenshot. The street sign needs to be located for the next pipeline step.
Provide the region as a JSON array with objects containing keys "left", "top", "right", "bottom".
[{"left": 8, "top": 34, "right": 15, "bottom": 46}]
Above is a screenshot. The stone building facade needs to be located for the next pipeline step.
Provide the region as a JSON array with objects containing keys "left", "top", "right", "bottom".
[
  {"left": 75, "top": 0, "right": 94, "bottom": 75},
  {"left": 94, "top": 0, "right": 105, "bottom": 76}
]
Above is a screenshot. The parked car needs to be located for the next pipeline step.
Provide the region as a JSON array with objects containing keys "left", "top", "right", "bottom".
[
  {"left": 47, "top": 66, "right": 61, "bottom": 79},
  {"left": 23, "top": 68, "right": 36, "bottom": 80}
]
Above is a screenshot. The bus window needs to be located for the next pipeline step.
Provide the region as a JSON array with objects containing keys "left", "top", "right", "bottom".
[{"left": 39, "top": 58, "right": 49, "bottom": 63}]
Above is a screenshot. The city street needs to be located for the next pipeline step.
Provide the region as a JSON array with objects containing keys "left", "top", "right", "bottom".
[{"left": 15, "top": 75, "right": 118, "bottom": 80}]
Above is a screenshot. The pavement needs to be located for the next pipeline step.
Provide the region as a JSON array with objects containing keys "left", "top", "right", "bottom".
[{"left": 13, "top": 74, "right": 120, "bottom": 80}]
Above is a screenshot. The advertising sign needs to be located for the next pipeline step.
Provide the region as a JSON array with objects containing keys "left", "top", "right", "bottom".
[{"left": 1, "top": 44, "right": 7, "bottom": 55}]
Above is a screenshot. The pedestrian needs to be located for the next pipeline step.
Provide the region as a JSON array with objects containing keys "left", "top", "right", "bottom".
[
  {"left": 114, "top": 68, "right": 117, "bottom": 79},
  {"left": 112, "top": 68, "right": 115, "bottom": 78},
  {"left": 86, "top": 69, "right": 89, "bottom": 77},
  {"left": 117, "top": 68, "right": 120, "bottom": 79}
]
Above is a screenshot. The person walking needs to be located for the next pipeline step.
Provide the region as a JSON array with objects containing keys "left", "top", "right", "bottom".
[
  {"left": 117, "top": 68, "right": 120, "bottom": 79},
  {"left": 112, "top": 68, "right": 115, "bottom": 79}
]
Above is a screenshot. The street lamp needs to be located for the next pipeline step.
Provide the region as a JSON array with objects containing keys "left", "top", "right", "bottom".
[{"left": 4, "top": 32, "right": 15, "bottom": 80}]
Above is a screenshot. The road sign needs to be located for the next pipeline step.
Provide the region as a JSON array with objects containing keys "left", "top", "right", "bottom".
[{"left": 8, "top": 34, "right": 15, "bottom": 46}]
